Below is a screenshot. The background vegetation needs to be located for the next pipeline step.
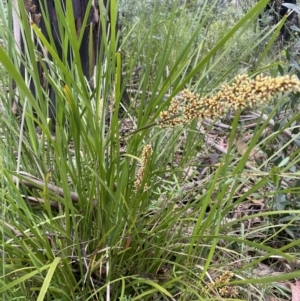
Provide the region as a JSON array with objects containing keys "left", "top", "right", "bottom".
[{"left": 0, "top": 0, "right": 300, "bottom": 300}]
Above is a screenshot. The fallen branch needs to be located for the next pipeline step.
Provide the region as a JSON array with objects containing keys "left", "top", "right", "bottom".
[
  {"left": 10, "top": 171, "right": 97, "bottom": 207},
  {"left": 12, "top": 172, "right": 80, "bottom": 203}
]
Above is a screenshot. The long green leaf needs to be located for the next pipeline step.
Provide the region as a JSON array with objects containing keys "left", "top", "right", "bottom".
[{"left": 37, "top": 257, "right": 61, "bottom": 301}]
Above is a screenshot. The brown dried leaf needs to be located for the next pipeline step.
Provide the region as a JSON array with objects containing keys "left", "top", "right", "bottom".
[
  {"left": 252, "top": 263, "right": 283, "bottom": 277},
  {"left": 236, "top": 137, "right": 264, "bottom": 160}
]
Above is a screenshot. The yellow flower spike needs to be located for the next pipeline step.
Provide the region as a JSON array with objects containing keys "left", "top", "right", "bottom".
[
  {"left": 158, "top": 74, "right": 300, "bottom": 127},
  {"left": 134, "top": 145, "right": 153, "bottom": 191}
]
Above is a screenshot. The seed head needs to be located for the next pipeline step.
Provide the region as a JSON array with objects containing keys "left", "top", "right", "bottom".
[
  {"left": 134, "top": 145, "right": 153, "bottom": 191},
  {"left": 202, "top": 270, "right": 237, "bottom": 297},
  {"left": 159, "top": 74, "right": 300, "bottom": 127}
]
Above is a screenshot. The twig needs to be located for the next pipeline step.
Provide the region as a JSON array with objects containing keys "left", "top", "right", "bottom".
[
  {"left": 12, "top": 171, "right": 80, "bottom": 202},
  {"left": 253, "top": 112, "right": 293, "bottom": 139},
  {"left": 1, "top": 220, "right": 67, "bottom": 239},
  {"left": 10, "top": 171, "right": 97, "bottom": 207}
]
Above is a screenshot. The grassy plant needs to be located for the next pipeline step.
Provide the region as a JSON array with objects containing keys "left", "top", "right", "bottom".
[{"left": 1, "top": 0, "right": 300, "bottom": 300}]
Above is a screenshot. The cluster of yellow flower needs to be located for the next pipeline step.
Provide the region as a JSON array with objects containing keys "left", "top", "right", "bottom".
[
  {"left": 159, "top": 74, "right": 300, "bottom": 127},
  {"left": 134, "top": 144, "right": 153, "bottom": 191},
  {"left": 202, "top": 270, "right": 238, "bottom": 298}
]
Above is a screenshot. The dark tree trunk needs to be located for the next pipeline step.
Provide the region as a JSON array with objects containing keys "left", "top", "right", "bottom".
[
  {"left": 260, "top": 0, "right": 298, "bottom": 40},
  {"left": 12, "top": 0, "right": 128, "bottom": 130}
]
